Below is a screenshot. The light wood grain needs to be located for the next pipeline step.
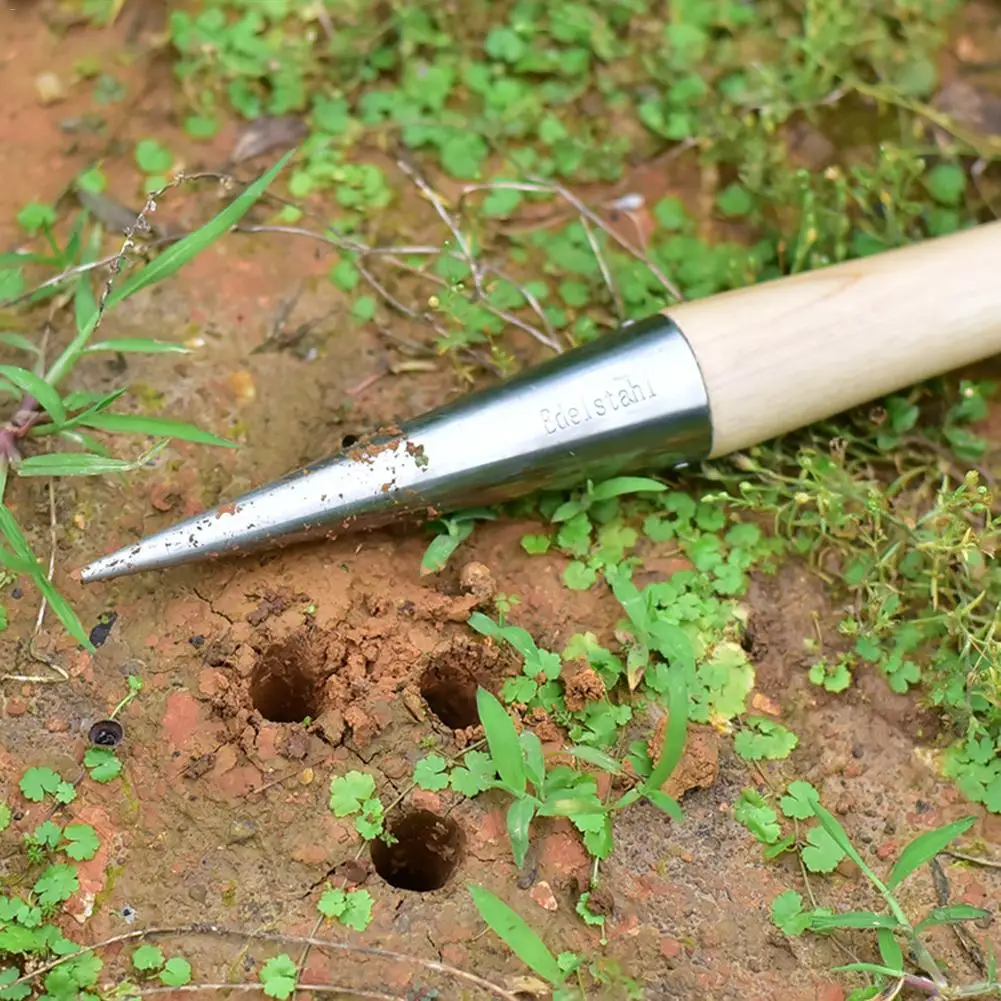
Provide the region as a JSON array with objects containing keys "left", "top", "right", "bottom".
[{"left": 665, "top": 220, "right": 1001, "bottom": 458}]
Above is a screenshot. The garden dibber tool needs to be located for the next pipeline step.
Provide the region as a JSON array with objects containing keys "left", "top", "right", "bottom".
[{"left": 80, "top": 219, "right": 1001, "bottom": 583}]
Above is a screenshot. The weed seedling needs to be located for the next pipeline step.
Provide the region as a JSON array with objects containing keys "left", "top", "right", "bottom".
[
  {"left": 0, "top": 152, "right": 293, "bottom": 649},
  {"left": 420, "top": 508, "right": 498, "bottom": 575},
  {"left": 1, "top": 765, "right": 196, "bottom": 1000},
  {"left": 328, "top": 770, "right": 390, "bottom": 842},
  {"left": 433, "top": 683, "right": 688, "bottom": 872},
  {"left": 736, "top": 780, "right": 996, "bottom": 997},
  {"left": 109, "top": 674, "right": 143, "bottom": 719},
  {"left": 316, "top": 885, "right": 374, "bottom": 932}
]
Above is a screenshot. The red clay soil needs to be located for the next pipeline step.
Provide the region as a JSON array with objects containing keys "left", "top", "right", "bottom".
[{"left": 1, "top": 7, "right": 1000, "bottom": 1001}]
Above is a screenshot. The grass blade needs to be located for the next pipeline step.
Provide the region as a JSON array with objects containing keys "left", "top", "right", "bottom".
[
  {"left": 831, "top": 963, "right": 905, "bottom": 977},
  {"left": 810, "top": 801, "right": 875, "bottom": 879},
  {"left": 886, "top": 816, "right": 976, "bottom": 891},
  {"left": 84, "top": 339, "right": 192, "bottom": 355},
  {"left": 476, "top": 687, "right": 526, "bottom": 796},
  {"left": 590, "top": 476, "right": 666, "bottom": 501},
  {"left": 468, "top": 884, "right": 565, "bottom": 985},
  {"left": 519, "top": 730, "right": 545, "bottom": 791},
  {"left": 0, "top": 251, "right": 54, "bottom": 267},
  {"left": 536, "top": 794, "right": 606, "bottom": 818},
  {"left": 61, "top": 389, "right": 128, "bottom": 413},
  {"left": 43, "top": 248, "right": 101, "bottom": 388},
  {"left": 646, "top": 667, "right": 688, "bottom": 792},
  {"left": 74, "top": 271, "right": 99, "bottom": 343},
  {"left": 564, "top": 746, "right": 623, "bottom": 774},
  {"left": 0, "top": 504, "right": 93, "bottom": 650},
  {"left": 468, "top": 611, "right": 539, "bottom": 660},
  {"left": 808, "top": 912, "right": 901, "bottom": 932},
  {"left": 506, "top": 797, "right": 536, "bottom": 867},
  {"left": 877, "top": 928, "right": 904, "bottom": 973},
  {"left": 57, "top": 430, "right": 113, "bottom": 457},
  {"left": 15, "top": 452, "right": 147, "bottom": 476},
  {"left": 106, "top": 150, "right": 294, "bottom": 309},
  {"left": 915, "top": 904, "right": 990, "bottom": 932},
  {"left": 31, "top": 390, "right": 129, "bottom": 438},
  {"left": 644, "top": 788, "right": 683, "bottom": 822},
  {"left": 0, "top": 332, "right": 41, "bottom": 355},
  {"left": 0, "top": 366, "right": 65, "bottom": 426},
  {"left": 420, "top": 522, "right": 473, "bottom": 575},
  {"left": 76, "top": 412, "right": 236, "bottom": 448}
]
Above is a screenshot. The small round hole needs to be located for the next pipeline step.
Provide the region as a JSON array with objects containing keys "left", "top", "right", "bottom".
[
  {"left": 419, "top": 659, "right": 479, "bottom": 730},
  {"left": 341, "top": 434, "right": 359, "bottom": 448},
  {"left": 250, "top": 638, "right": 320, "bottom": 724},
  {"left": 89, "top": 719, "right": 124, "bottom": 747},
  {"left": 370, "top": 810, "right": 464, "bottom": 892}
]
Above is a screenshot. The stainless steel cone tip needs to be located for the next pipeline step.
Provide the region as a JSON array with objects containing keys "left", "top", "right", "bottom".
[{"left": 80, "top": 313, "right": 714, "bottom": 582}]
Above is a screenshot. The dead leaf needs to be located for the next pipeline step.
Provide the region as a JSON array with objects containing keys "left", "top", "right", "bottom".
[
  {"left": 932, "top": 80, "right": 1001, "bottom": 142},
  {"left": 229, "top": 116, "right": 309, "bottom": 165}
]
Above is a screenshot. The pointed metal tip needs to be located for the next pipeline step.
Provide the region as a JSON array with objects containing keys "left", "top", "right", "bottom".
[
  {"left": 79, "top": 547, "right": 143, "bottom": 584},
  {"left": 79, "top": 314, "right": 713, "bottom": 582}
]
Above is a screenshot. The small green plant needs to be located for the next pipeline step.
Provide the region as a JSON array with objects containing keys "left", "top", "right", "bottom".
[
  {"left": 130, "top": 945, "right": 193, "bottom": 987},
  {"left": 0, "top": 151, "right": 293, "bottom": 649},
  {"left": 469, "top": 884, "right": 642, "bottom": 1000},
  {"left": 110, "top": 674, "right": 143, "bottom": 719},
  {"left": 1, "top": 763, "right": 198, "bottom": 1001},
  {"left": 715, "top": 400, "right": 1001, "bottom": 812},
  {"left": 328, "top": 770, "right": 388, "bottom": 841},
  {"left": 259, "top": 954, "right": 299, "bottom": 1000},
  {"left": 732, "top": 717, "right": 799, "bottom": 762},
  {"left": 133, "top": 138, "right": 175, "bottom": 194},
  {"left": 82, "top": 747, "right": 122, "bottom": 784},
  {"left": 18, "top": 767, "right": 75, "bottom": 806},
  {"left": 316, "top": 886, "right": 374, "bottom": 932},
  {"left": 766, "top": 794, "right": 994, "bottom": 998},
  {"left": 447, "top": 683, "right": 688, "bottom": 869},
  {"left": 420, "top": 508, "right": 498, "bottom": 575},
  {"left": 736, "top": 780, "right": 850, "bottom": 869},
  {"left": 808, "top": 654, "right": 853, "bottom": 694}
]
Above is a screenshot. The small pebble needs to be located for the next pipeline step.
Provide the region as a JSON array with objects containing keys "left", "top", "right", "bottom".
[
  {"left": 6, "top": 698, "right": 28, "bottom": 717},
  {"left": 459, "top": 561, "right": 495, "bottom": 600},
  {"left": 36, "top": 72, "right": 66, "bottom": 105},
  {"left": 226, "top": 819, "right": 257, "bottom": 844}
]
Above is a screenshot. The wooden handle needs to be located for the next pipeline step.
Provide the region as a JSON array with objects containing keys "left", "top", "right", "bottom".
[{"left": 666, "top": 220, "right": 1001, "bottom": 458}]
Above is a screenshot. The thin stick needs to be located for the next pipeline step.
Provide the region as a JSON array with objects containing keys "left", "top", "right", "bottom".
[
  {"left": 459, "top": 179, "right": 683, "bottom": 301},
  {"left": 480, "top": 263, "right": 558, "bottom": 344},
  {"left": 233, "top": 225, "right": 446, "bottom": 337},
  {"left": 580, "top": 216, "right": 624, "bottom": 322},
  {"left": 0, "top": 238, "right": 179, "bottom": 310},
  {"left": 396, "top": 157, "right": 487, "bottom": 303},
  {"left": 237, "top": 224, "right": 562, "bottom": 355},
  {"left": 32, "top": 479, "right": 58, "bottom": 636},
  {"left": 9, "top": 924, "right": 522, "bottom": 1001},
  {"left": 134, "top": 984, "right": 401, "bottom": 1001},
  {"left": 944, "top": 850, "right": 1001, "bottom": 870}
]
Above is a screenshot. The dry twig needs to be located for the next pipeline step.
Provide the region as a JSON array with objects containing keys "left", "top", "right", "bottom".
[{"left": 8, "top": 923, "right": 521, "bottom": 1001}]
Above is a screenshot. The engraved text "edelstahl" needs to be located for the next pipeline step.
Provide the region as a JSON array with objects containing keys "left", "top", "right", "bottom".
[{"left": 541, "top": 375, "right": 657, "bottom": 435}]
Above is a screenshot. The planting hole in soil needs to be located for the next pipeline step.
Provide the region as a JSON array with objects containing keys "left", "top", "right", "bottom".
[
  {"left": 88, "top": 719, "right": 124, "bottom": 747},
  {"left": 369, "top": 809, "right": 464, "bottom": 892},
  {"left": 249, "top": 635, "right": 322, "bottom": 724},
  {"left": 419, "top": 640, "right": 505, "bottom": 730},
  {"left": 419, "top": 657, "right": 479, "bottom": 730}
]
